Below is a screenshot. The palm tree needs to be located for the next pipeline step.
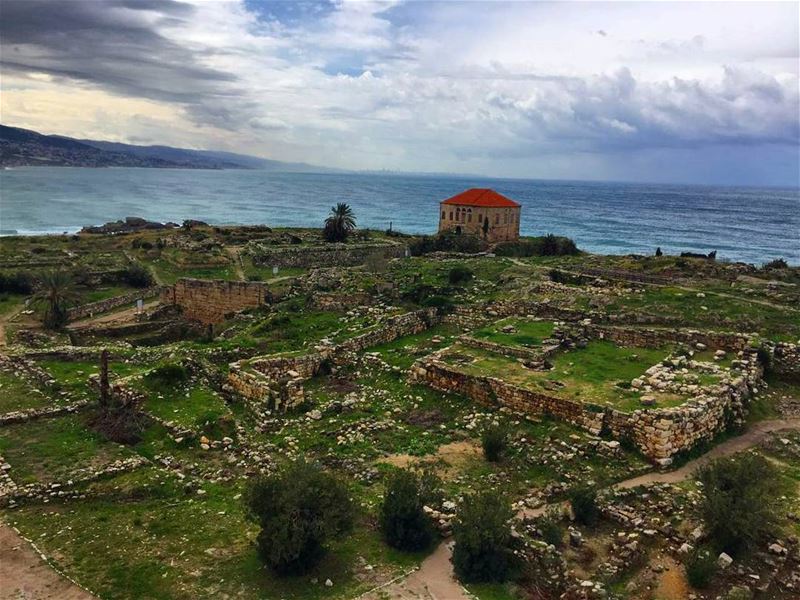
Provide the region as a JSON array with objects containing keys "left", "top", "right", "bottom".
[
  {"left": 31, "top": 270, "right": 76, "bottom": 330},
  {"left": 323, "top": 203, "right": 356, "bottom": 242}
]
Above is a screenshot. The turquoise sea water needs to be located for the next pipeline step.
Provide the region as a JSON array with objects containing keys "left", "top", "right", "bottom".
[{"left": 1, "top": 167, "right": 798, "bottom": 265}]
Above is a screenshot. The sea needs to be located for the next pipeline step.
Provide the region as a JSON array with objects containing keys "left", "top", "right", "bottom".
[{"left": 1, "top": 167, "right": 798, "bottom": 265}]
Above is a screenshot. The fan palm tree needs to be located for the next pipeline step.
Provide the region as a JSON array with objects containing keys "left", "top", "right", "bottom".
[
  {"left": 31, "top": 270, "right": 77, "bottom": 330},
  {"left": 323, "top": 203, "right": 356, "bottom": 242}
]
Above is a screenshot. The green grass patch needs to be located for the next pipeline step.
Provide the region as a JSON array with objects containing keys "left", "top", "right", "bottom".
[
  {"left": 0, "top": 414, "right": 133, "bottom": 484},
  {"left": 472, "top": 318, "right": 555, "bottom": 348}
]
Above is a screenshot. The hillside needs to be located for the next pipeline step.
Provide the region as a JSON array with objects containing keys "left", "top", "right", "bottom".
[{"left": 0, "top": 124, "right": 332, "bottom": 171}]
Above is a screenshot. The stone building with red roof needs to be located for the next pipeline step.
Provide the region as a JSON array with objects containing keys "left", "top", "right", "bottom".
[{"left": 438, "top": 188, "right": 521, "bottom": 243}]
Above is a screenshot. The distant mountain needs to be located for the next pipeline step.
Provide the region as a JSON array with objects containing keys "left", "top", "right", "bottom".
[{"left": 0, "top": 124, "right": 335, "bottom": 172}]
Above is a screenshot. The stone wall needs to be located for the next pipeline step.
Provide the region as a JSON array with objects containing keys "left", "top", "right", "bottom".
[
  {"left": 458, "top": 335, "right": 560, "bottom": 363},
  {"left": 248, "top": 242, "right": 407, "bottom": 269},
  {"left": 409, "top": 347, "right": 763, "bottom": 464},
  {"left": 586, "top": 324, "right": 752, "bottom": 352},
  {"left": 772, "top": 342, "right": 800, "bottom": 378},
  {"left": 409, "top": 358, "right": 606, "bottom": 434},
  {"left": 67, "top": 286, "right": 162, "bottom": 320},
  {"left": 228, "top": 308, "right": 438, "bottom": 414},
  {"left": 160, "top": 278, "right": 271, "bottom": 324}
]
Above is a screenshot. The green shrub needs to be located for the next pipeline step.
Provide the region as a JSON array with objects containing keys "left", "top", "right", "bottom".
[
  {"left": 122, "top": 262, "right": 154, "bottom": 288},
  {"left": 538, "top": 509, "right": 564, "bottom": 548},
  {"left": 698, "top": 453, "right": 782, "bottom": 555},
  {"left": 762, "top": 258, "right": 788, "bottom": 270},
  {"left": 685, "top": 548, "right": 716, "bottom": 589},
  {"left": 244, "top": 460, "right": 354, "bottom": 575},
  {"left": 421, "top": 295, "right": 455, "bottom": 314},
  {"left": 146, "top": 363, "right": 189, "bottom": 387},
  {"left": 481, "top": 425, "right": 508, "bottom": 462},
  {"left": 452, "top": 490, "right": 515, "bottom": 583},
  {"left": 494, "top": 235, "right": 579, "bottom": 257},
  {"left": 569, "top": 486, "right": 599, "bottom": 527},
  {"left": 0, "top": 271, "right": 34, "bottom": 294},
  {"left": 448, "top": 265, "right": 474, "bottom": 285},
  {"left": 380, "top": 469, "right": 435, "bottom": 551},
  {"left": 409, "top": 233, "right": 485, "bottom": 256}
]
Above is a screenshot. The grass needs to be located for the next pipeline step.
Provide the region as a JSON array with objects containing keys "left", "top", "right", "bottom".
[
  {"left": 472, "top": 318, "right": 555, "bottom": 348},
  {"left": 142, "top": 382, "right": 232, "bottom": 433},
  {"left": 441, "top": 341, "right": 686, "bottom": 412},
  {"left": 0, "top": 414, "right": 133, "bottom": 484},
  {"left": 0, "top": 292, "right": 26, "bottom": 316},
  {"left": 369, "top": 324, "right": 460, "bottom": 369},
  {"left": 37, "top": 359, "right": 144, "bottom": 398},
  {"left": 0, "top": 370, "right": 57, "bottom": 413}
]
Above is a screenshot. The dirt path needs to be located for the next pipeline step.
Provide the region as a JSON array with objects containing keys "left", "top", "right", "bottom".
[
  {"left": 0, "top": 522, "right": 95, "bottom": 600},
  {"left": 67, "top": 300, "right": 159, "bottom": 330},
  {"left": 361, "top": 541, "right": 470, "bottom": 600},
  {"left": 225, "top": 247, "right": 246, "bottom": 282},
  {"left": 616, "top": 417, "right": 800, "bottom": 489},
  {"left": 0, "top": 302, "right": 27, "bottom": 348}
]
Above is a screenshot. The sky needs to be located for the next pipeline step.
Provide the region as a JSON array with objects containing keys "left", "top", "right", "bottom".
[{"left": 1, "top": 0, "right": 798, "bottom": 186}]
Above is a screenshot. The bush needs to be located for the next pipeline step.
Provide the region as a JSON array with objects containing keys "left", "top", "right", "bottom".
[
  {"left": 569, "top": 486, "right": 599, "bottom": 527},
  {"left": 697, "top": 453, "right": 782, "bottom": 555},
  {"left": 146, "top": 363, "right": 189, "bottom": 387},
  {"left": 245, "top": 460, "right": 354, "bottom": 575},
  {"left": 123, "top": 262, "right": 154, "bottom": 288},
  {"left": 494, "top": 235, "right": 579, "bottom": 257},
  {"left": 762, "top": 258, "right": 788, "bottom": 270},
  {"left": 380, "top": 469, "right": 435, "bottom": 551},
  {"left": 409, "top": 233, "right": 485, "bottom": 256},
  {"left": 448, "top": 265, "right": 474, "bottom": 285},
  {"left": 452, "top": 490, "right": 515, "bottom": 583},
  {"left": 538, "top": 509, "right": 564, "bottom": 548},
  {"left": 421, "top": 295, "right": 455, "bottom": 314},
  {"left": 481, "top": 425, "right": 508, "bottom": 462},
  {"left": 685, "top": 548, "right": 717, "bottom": 589},
  {"left": 0, "top": 271, "right": 35, "bottom": 294}
]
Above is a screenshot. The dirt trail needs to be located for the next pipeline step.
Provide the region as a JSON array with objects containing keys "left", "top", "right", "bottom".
[
  {"left": 67, "top": 300, "right": 160, "bottom": 330},
  {"left": 225, "top": 247, "right": 246, "bottom": 282},
  {"left": 361, "top": 541, "right": 470, "bottom": 600},
  {"left": 0, "top": 302, "right": 27, "bottom": 348},
  {"left": 0, "top": 522, "right": 95, "bottom": 599}
]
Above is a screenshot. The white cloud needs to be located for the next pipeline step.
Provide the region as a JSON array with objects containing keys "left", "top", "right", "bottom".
[{"left": 1, "top": 0, "right": 798, "bottom": 184}]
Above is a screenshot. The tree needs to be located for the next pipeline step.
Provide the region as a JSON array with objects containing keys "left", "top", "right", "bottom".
[
  {"left": 31, "top": 270, "right": 76, "bottom": 329},
  {"left": 123, "top": 262, "right": 154, "bottom": 288},
  {"left": 380, "top": 469, "right": 435, "bottom": 551},
  {"left": 245, "top": 460, "right": 354, "bottom": 575},
  {"left": 655, "top": 247, "right": 663, "bottom": 257},
  {"left": 323, "top": 203, "right": 356, "bottom": 242},
  {"left": 569, "top": 485, "right": 599, "bottom": 527},
  {"left": 482, "top": 216, "right": 489, "bottom": 239},
  {"left": 697, "top": 453, "right": 782, "bottom": 555},
  {"left": 481, "top": 425, "right": 508, "bottom": 462},
  {"left": 452, "top": 490, "right": 515, "bottom": 583}
]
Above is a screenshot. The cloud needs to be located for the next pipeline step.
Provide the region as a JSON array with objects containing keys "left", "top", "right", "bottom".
[{"left": 1, "top": 0, "right": 798, "bottom": 184}]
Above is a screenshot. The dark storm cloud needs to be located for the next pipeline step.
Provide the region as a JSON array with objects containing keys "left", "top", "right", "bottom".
[{"left": 0, "top": 0, "right": 236, "bottom": 104}]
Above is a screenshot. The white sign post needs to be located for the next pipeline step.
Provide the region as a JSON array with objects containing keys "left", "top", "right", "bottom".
[
  {"left": 136, "top": 298, "right": 144, "bottom": 314},
  {"left": 272, "top": 266, "right": 279, "bottom": 276}
]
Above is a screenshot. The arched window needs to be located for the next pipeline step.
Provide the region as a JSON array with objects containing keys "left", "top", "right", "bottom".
[
  {"left": 449, "top": 211, "right": 453, "bottom": 220},
  {"left": 441, "top": 211, "right": 446, "bottom": 220},
  {"left": 495, "top": 214, "right": 500, "bottom": 225}
]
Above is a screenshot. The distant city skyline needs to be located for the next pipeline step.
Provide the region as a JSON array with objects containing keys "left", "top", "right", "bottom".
[{"left": 1, "top": 1, "right": 798, "bottom": 186}]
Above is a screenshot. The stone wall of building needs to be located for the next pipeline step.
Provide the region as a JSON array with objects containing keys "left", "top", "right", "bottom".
[
  {"left": 772, "top": 342, "right": 800, "bottom": 378},
  {"left": 67, "top": 287, "right": 162, "bottom": 320},
  {"left": 438, "top": 205, "right": 520, "bottom": 243},
  {"left": 160, "top": 278, "right": 271, "bottom": 324},
  {"left": 228, "top": 308, "right": 438, "bottom": 414},
  {"left": 458, "top": 335, "right": 559, "bottom": 363},
  {"left": 248, "top": 242, "right": 407, "bottom": 269},
  {"left": 586, "top": 325, "right": 752, "bottom": 352},
  {"left": 409, "top": 346, "right": 763, "bottom": 464}
]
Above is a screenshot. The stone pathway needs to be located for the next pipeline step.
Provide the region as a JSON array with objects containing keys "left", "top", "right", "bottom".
[{"left": 0, "top": 522, "right": 95, "bottom": 599}]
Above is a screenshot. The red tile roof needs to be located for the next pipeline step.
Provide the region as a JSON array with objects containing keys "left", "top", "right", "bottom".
[{"left": 440, "top": 188, "right": 520, "bottom": 208}]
